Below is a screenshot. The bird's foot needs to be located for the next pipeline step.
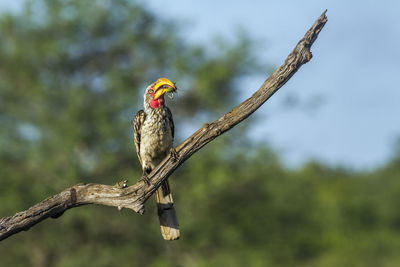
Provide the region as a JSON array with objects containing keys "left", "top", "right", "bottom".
[
  {"left": 115, "top": 179, "right": 128, "bottom": 189},
  {"left": 169, "top": 147, "right": 179, "bottom": 162},
  {"left": 141, "top": 175, "right": 151, "bottom": 186}
]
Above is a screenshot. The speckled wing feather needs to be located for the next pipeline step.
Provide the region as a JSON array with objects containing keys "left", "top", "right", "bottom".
[
  {"left": 133, "top": 109, "right": 146, "bottom": 166},
  {"left": 166, "top": 107, "right": 174, "bottom": 140}
]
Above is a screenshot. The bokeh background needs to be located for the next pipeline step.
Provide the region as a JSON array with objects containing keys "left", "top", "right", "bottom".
[{"left": 1, "top": 0, "right": 399, "bottom": 266}]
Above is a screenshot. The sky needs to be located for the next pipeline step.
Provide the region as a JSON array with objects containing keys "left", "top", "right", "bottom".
[
  {"left": 141, "top": 0, "right": 400, "bottom": 169},
  {"left": 1, "top": 0, "right": 399, "bottom": 169}
]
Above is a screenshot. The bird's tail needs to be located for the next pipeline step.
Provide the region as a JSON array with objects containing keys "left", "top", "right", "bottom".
[{"left": 155, "top": 180, "right": 180, "bottom": 240}]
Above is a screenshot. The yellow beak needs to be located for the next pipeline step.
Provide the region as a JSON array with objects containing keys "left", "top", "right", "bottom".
[{"left": 153, "top": 77, "right": 177, "bottom": 100}]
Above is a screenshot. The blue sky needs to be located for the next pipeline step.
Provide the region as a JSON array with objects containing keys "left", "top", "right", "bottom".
[
  {"left": 142, "top": 0, "right": 400, "bottom": 169},
  {"left": 1, "top": 0, "right": 399, "bottom": 169}
]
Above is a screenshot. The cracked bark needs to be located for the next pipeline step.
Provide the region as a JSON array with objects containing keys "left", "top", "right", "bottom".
[{"left": 0, "top": 10, "right": 327, "bottom": 241}]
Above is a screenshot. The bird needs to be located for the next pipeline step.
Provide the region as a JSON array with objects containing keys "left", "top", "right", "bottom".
[{"left": 133, "top": 77, "right": 180, "bottom": 240}]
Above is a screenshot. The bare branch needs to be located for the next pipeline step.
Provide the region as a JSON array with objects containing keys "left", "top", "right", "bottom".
[{"left": 0, "top": 11, "right": 327, "bottom": 241}]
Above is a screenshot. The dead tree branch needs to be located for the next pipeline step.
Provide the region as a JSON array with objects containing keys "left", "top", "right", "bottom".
[{"left": 0, "top": 11, "right": 327, "bottom": 241}]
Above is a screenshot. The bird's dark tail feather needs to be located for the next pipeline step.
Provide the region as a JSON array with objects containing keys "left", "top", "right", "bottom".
[{"left": 155, "top": 180, "right": 180, "bottom": 240}]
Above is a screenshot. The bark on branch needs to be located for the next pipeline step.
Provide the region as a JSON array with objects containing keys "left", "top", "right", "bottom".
[{"left": 0, "top": 11, "right": 327, "bottom": 241}]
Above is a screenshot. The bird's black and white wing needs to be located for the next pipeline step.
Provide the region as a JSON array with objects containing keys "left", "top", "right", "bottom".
[
  {"left": 133, "top": 109, "right": 146, "bottom": 166},
  {"left": 166, "top": 106, "right": 174, "bottom": 140}
]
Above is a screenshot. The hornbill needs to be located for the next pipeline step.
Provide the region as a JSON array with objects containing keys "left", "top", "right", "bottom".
[{"left": 133, "top": 78, "right": 180, "bottom": 240}]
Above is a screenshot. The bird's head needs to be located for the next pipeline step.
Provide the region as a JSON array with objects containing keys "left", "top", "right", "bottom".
[{"left": 144, "top": 77, "right": 177, "bottom": 109}]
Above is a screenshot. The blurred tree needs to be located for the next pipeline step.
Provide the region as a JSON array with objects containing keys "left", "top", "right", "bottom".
[
  {"left": 0, "top": 0, "right": 261, "bottom": 266},
  {"left": 0, "top": 0, "right": 257, "bottom": 200}
]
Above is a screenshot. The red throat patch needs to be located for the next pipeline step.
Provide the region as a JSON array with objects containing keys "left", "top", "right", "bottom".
[{"left": 149, "top": 98, "right": 164, "bottom": 109}]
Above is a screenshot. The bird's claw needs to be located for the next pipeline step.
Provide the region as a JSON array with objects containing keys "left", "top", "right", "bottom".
[
  {"left": 141, "top": 175, "right": 150, "bottom": 186},
  {"left": 170, "top": 147, "right": 179, "bottom": 161}
]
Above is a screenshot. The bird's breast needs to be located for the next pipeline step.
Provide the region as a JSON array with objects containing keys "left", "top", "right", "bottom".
[{"left": 140, "top": 113, "right": 173, "bottom": 167}]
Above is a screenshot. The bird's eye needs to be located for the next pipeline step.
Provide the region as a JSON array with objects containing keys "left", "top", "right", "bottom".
[{"left": 148, "top": 89, "right": 154, "bottom": 94}]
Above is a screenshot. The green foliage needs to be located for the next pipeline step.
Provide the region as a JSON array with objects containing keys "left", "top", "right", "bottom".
[{"left": 1, "top": 1, "right": 400, "bottom": 267}]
